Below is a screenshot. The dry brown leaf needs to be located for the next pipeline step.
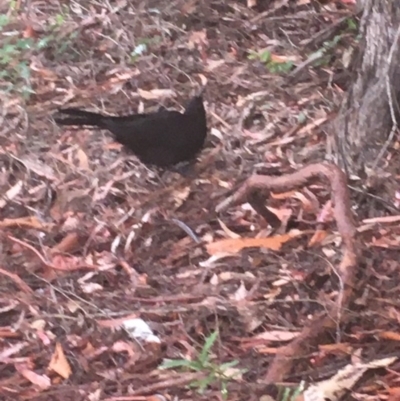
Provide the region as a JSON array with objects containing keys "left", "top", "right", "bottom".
[
  {"left": 48, "top": 342, "right": 72, "bottom": 379},
  {"left": 304, "top": 357, "right": 397, "bottom": 401},
  {"left": 36, "top": 329, "right": 52, "bottom": 346},
  {"left": 370, "top": 236, "right": 400, "bottom": 248},
  {"left": 81, "top": 342, "right": 98, "bottom": 358},
  {"left": 270, "top": 190, "right": 297, "bottom": 199},
  {"left": 378, "top": 331, "right": 400, "bottom": 341},
  {"left": 217, "top": 218, "right": 241, "bottom": 239},
  {"left": 15, "top": 363, "right": 51, "bottom": 389},
  {"left": 171, "top": 186, "right": 191, "bottom": 208},
  {"left": 317, "top": 200, "right": 334, "bottom": 223},
  {"left": 206, "top": 230, "right": 308, "bottom": 255},
  {"left": 76, "top": 148, "right": 90, "bottom": 170},
  {"left": 319, "top": 343, "right": 353, "bottom": 354},
  {"left": 231, "top": 281, "right": 248, "bottom": 301},
  {"left": 270, "top": 54, "right": 299, "bottom": 63},
  {"left": 271, "top": 277, "right": 291, "bottom": 287},
  {"left": 180, "top": 0, "right": 198, "bottom": 14},
  {"left": 96, "top": 313, "right": 139, "bottom": 328},
  {"left": 206, "top": 59, "right": 226, "bottom": 72},
  {"left": 187, "top": 30, "right": 208, "bottom": 50},
  {"left": 362, "top": 215, "right": 400, "bottom": 224},
  {"left": 51, "top": 233, "right": 80, "bottom": 254},
  {"left": 111, "top": 341, "right": 137, "bottom": 359},
  {"left": 198, "top": 73, "right": 208, "bottom": 87},
  {"left": 162, "top": 236, "right": 196, "bottom": 266},
  {"left": 137, "top": 88, "right": 176, "bottom": 100},
  {"left": 23, "top": 25, "right": 38, "bottom": 38},
  {"left": 30, "top": 63, "right": 58, "bottom": 80},
  {"left": 308, "top": 230, "right": 329, "bottom": 247},
  {"left": 261, "top": 206, "right": 292, "bottom": 226},
  {"left": 12, "top": 155, "right": 57, "bottom": 181},
  {"left": 51, "top": 255, "right": 83, "bottom": 271},
  {"left": 0, "top": 216, "right": 53, "bottom": 231},
  {"left": 297, "top": 116, "right": 329, "bottom": 135},
  {"left": 0, "top": 266, "right": 34, "bottom": 294},
  {"left": 293, "top": 191, "right": 319, "bottom": 213},
  {"left": 388, "top": 388, "right": 400, "bottom": 401},
  {"left": 0, "top": 342, "right": 29, "bottom": 361},
  {"left": 0, "top": 180, "right": 23, "bottom": 209},
  {"left": 80, "top": 282, "right": 102, "bottom": 294},
  {"left": 255, "top": 330, "right": 300, "bottom": 342}
]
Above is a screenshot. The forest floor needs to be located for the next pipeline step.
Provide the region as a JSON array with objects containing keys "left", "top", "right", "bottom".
[{"left": 1, "top": 0, "right": 400, "bottom": 400}]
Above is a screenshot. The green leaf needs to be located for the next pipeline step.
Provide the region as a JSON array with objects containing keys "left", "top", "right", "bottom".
[
  {"left": 16, "top": 38, "right": 33, "bottom": 50},
  {"left": 199, "top": 330, "right": 218, "bottom": 365},
  {"left": 18, "top": 61, "right": 31, "bottom": 80},
  {"left": 310, "top": 49, "right": 325, "bottom": 59},
  {"left": 160, "top": 358, "right": 195, "bottom": 369},
  {"left": 3, "top": 43, "right": 17, "bottom": 54},
  {"left": 260, "top": 50, "right": 271, "bottom": 63},
  {"left": 266, "top": 60, "right": 293, "bottom": 74},
  {"left": 37, "top": 37, "right": 51, "bottom": 49},
  {"left": 178, "top": 360, "right": 203, "bottom": 371},
  {"left": 0, "top": 14, "right": 10, "bottom": 29},
  {"left": 221, "top": 381, "right": 228, "bottom": 400},
  {"left": 347, "top": 18, "right": 357, "bottom": 31},
  {"left": 219, "top": 360, "right": 239, "bottom": 371},
  {"left": 55, "top": 13, "right": 65, "bottom": 25},
  {"left": 195, "top": 374, "right": 215, "bottom": 393},
  {"left": 0, "top": 53, "right": 13, "bottom": 64},
  {"left": 247, "top": 50, "right": 258, "bottom": 60},
  {"left": 281, "top": 387, "right": 293, "bottom": 401}
]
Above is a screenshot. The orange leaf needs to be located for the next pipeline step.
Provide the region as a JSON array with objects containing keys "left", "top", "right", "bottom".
[
  {"left": 48, "top": 343, "right": 72, "bottom": 379},
  {"left": 206, "top": 231, "right": 308, "bottom": 255},
  {"left": 308, "top": 229, "right": 328, "bottom": 247},
  {"left": 378, "top": 331, "right": 400, "bottom": 341},
  {"left": 23, "top": 25, "right": 38, "bottom": 39}
]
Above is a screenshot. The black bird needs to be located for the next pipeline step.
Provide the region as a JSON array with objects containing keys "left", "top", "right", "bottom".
[{"left": 53, "top": 93, "right": 207, "bottom": 167}]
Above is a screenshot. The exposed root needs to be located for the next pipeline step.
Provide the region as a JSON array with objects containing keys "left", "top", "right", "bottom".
[{"left": 216, "top": 162, "right": 359, "bottom": 382}]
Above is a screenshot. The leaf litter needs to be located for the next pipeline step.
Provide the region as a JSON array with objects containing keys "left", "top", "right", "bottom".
[{"left": 0, "top": 0, "right": 400, "bottom": 400}]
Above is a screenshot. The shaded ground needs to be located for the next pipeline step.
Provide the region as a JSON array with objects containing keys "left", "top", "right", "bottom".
[{"left": 1, "top": 0, "right": 400, "bottom": 400}]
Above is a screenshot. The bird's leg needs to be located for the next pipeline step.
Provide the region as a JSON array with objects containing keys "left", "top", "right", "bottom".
[{"left": 168, "top": 160, "right": 197, "bottom": 178}]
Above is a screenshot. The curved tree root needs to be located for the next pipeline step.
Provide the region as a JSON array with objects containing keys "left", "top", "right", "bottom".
[{"left": 216, "top": 163, "right": 359, "bottom": 383}]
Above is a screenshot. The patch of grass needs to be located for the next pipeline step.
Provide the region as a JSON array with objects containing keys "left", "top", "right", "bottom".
[
  {"left": 160, "top": 330, "right": 246, "bottom": 399},
  {"left": 0, "top": 7, "right": 78, "bottom": 99},
  {"left": 45, "top": 8, "right": 79, "bottom": 56},
  {"left": 309, "top": 34, "right": 343, "bottom": 67},
  {"left": 0, "top": 16, "right": 35, "bottom": 98},
  {"left": 277, "top": 382, "right": 306, "bottom": 401}
]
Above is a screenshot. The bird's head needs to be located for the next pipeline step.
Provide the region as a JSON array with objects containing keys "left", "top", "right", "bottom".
[{"left": 184, "top": 87, "right": 206, "bottom": 118}]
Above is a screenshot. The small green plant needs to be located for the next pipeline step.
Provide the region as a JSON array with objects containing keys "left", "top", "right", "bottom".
[
  {"left": 309, "top": 34, "right": 343, "bottom": 67},
  {"left": 0, "top": 26, "right": 36, "bottom": 98},
  {"left": 160, "top": 330, "right": 246, "bottom": 399},
  {"left": 0, "top": 7, "right": 78, "bottom": 98},
  {"left": 346, "top": 17, "right": 358, "bottom": 31},
  {"left": 248, "top": 49, "right": 294, "bottom": 74},
  {"left": 278, "top": 381, "right": 306, "bottom": 401}
]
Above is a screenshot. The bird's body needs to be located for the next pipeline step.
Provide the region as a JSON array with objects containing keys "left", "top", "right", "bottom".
[{"left": 53, "top": 95, "right": 207, "bottom": 167}]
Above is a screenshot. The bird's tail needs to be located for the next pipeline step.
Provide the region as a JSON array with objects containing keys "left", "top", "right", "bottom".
[{"left": 53, "top": 108, "right": 109, "bottom": 128}]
